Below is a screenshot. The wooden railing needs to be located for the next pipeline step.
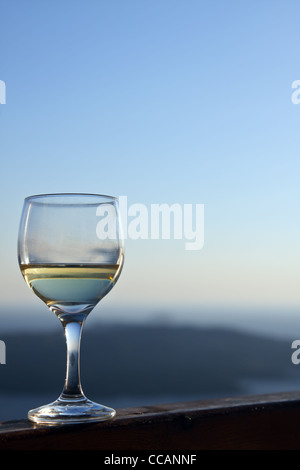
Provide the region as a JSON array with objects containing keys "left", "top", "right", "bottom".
[{"left": 1, "top": 391, "right": 300, "bottom": 450}]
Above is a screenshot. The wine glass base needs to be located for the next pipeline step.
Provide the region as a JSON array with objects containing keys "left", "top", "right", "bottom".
[{"left": 28, "top": 397, "right": 116, "bottom": 425}]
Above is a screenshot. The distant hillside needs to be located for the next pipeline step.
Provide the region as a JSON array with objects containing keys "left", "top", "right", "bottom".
[{"left": 0, "top": 323, "right": 298, "bottom": 401}]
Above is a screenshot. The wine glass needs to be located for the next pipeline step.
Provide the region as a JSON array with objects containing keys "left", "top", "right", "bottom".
[{"left": 17, "top": 193, "right": 124, "bottom": 425}]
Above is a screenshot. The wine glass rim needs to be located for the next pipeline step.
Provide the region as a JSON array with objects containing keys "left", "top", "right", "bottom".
[{"left": 24, "top": 193, "right": 118, "bottom": 203}]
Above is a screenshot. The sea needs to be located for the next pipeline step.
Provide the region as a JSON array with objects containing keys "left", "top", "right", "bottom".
[{"left": 1, "top": 303, "right": 300, "bottom": 421}]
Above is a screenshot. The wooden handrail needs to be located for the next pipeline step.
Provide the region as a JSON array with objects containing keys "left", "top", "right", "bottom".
[{"left": 1, "top": 391, "right": 300, "bottom": 450}]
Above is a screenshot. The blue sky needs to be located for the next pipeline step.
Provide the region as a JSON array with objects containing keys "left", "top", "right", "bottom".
[{"left": 1, "top": 0, "right": 300, "bottom": 330}]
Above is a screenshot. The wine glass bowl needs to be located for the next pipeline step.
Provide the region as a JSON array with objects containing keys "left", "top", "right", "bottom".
[{"left": 18, "top": 193, "right": 124, "bottom": 424}]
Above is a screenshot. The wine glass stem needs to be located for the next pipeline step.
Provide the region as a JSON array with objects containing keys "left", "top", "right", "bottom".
[{"left": 60, "top": 319, "right": 86, "bottom": 401}]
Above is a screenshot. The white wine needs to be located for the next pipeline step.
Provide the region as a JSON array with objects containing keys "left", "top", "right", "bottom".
[
  {"left": 18, "top": 194, "right": 124, "bottom": 424},
  {"left": 20, "top": 264, "right": 121, "bottom": 313}
]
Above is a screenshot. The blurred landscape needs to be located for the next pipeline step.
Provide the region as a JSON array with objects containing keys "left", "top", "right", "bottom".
[{"left": 1, "top": 316, "right": 300, "bottom": 421}]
